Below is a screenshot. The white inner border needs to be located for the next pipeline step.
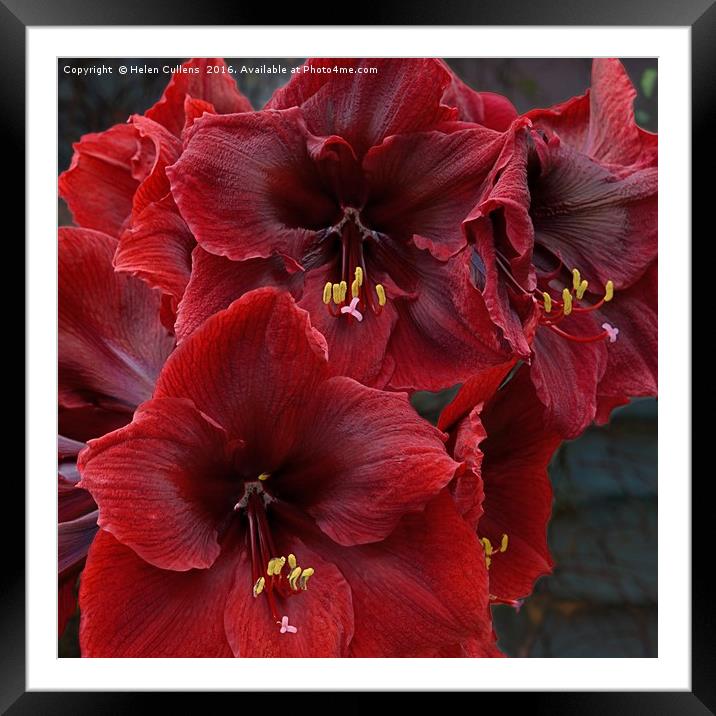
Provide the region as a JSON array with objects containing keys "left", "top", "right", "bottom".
[{"left": 28, "top": 26, "right": 690, "bottom": 691}]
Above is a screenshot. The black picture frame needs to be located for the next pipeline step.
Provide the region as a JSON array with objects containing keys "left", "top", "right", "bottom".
[{"left": 10, "top": 0, "right": 702, "bottom": 711}]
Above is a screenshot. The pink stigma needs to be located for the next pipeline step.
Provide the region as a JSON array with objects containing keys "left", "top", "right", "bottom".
[
  {"left": 340, "top": 296, "right": 364, "bottom": 322},
  {"left": 279, "top": 615, "right": 298, "bottom": 634},
  {"left": 601, "top": 322, "right": 620, "bottom": 343}
]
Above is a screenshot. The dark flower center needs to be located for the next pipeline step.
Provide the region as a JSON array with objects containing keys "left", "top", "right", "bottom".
[
  {"left": 234, "top": 477, "right": 313, "bottom": 636},
  {"left": 318, "top": 207, "right": 387, "bottom": 322}
]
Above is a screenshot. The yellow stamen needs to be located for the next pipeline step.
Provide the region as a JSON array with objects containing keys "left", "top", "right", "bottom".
[
  {"left": 604, "top": 280, "right": 614, "bottom": 302},
  {"left": 351, "top": 278, "right": 361, "bottom": 299},
  {"left": 287, "top": 553, "right": 297, "bottom": 570},
  {"left": 375, "top": 284, "right": 386, "bottom": 307},
  {"left": 322, "top": 282, "right": 332, "bottom": 305},
  {"left": 481, "top": 537, "right": 493, "bottom": 557},
  {"left": 572, "top": 268, "right": 581, "bottom": 291},
  {"left": 354, "top": 266, "right": 363, "bottom": 286},
  {"left": 299, "top": 567, "right": 315, "bottom": 590},
  {"left": 288, "top": 566, "right": 302, "bottom": 590},
  {"left": 485, "top": 556, "right": 492, "bottom": 569},
  {"left": 562, "top": 288, "right": 573, "bottom": 316},
  {"left": 500, "top": 534, "right": 509, "bottom": 553},
  {"left": 267, "top": 556, "right": 286, "bottom": 576},
  {"left": 576, "top": 280, "right": 588, "bottom": 300},
  {"left": 258, "top": 472, "right": 270, "bottom": 481},
  {"left": 339, "top": 280, "right": 347, "bottom": 302},
  {"left": 252, "top": 576, "right": 265, "bottom": 597},
  {"left": 332, "top": 283, "right": 342, "bottom": 304},
  {"left": 542, "top": 291, "right": 552, "bottom": 313}
]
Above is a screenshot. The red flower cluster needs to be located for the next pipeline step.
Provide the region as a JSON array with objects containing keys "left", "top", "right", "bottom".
[{"left": 58, "top": 58, "right": 657, "bottom": 657}]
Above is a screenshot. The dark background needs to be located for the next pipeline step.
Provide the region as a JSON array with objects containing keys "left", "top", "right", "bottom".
[{"left": 58, "top": 58, "right": 658, "bottom": 658}]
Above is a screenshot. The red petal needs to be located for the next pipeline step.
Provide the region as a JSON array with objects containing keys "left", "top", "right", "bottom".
[
  {"left": 129, "top": 116, "right": 182, "bottom": 220},
  {"left": 278, "top": 376, "right": 458, "bottom": 546},
  {"left": 595, "top": 260, "right": 658, "bottom": 423},
  {"left": 530, "top": 134, "right": 657, "bottom": 288},
  {"left": 479, "top": 370, "right": 559, "bottom": 601},
  {"left": 435, "top": 633, "right": 505, "bottom": 657},
  {"left": 58, "top": 574, "right": 78, "bottom": 637},
  {"left": 155, "top": 289, "right": 330, "bottom": 454},
  {"left": 528, "top": 59, "right": 657, "bottom": 171},
  {"left": 175, "top": 248, "right": 297, "bottom": 342},
  {"left": 146, "top": 58, "right": 252, "bottom": 137},
  {"left": 79, "top": 530, "right": 235, "bottom": 657},
  {"left": 438, "top": 360, "right": 516, "bottom": 432},
  {"left": 168, "top": 108, "right": 337, "bottom": 262},
  {"left": 58, "top": 510, "right": 98, "bottom": 577},
  {"left": 441, "top": 63, "right": 518, "bottom": 131},
  {"left": 78, "top": 397, "right": 235, "bottom": 571},
  {"left": 296, "top": 264, "right": 399, "bottom": 387},
  {"left": 59, "top": 227, "right": 174, "bottom": 411},
  {"left": 530, "top": 313, "right": 608, "bottom": 438},
  {"left": 114, "top": 194, "right": 195, "bottom": 303},
  {"left": 381, "top": 245, "right": 511, "bottom": 391},
  {"left": 363, "top": 126, "right": 504, "bottom": 260},
  {"left": 224, "top": 539, "right": 354, "bottom": 657},
  {"left": 328, "top": 491, "right": 492, "bottom": 657},
  {"left": 464, "top": 123, "right": 536, "bottom": 356},
  {"left": 58, "top": 123, "right": 139, "bottom": 237},
  {"left": 268, "top": 59, "right": 457, "bottom": 157}
]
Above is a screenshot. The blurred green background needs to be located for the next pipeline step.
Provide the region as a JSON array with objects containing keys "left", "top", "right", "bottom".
[{"left": 58, "top": 58, "right": 657, "bottom": 658}]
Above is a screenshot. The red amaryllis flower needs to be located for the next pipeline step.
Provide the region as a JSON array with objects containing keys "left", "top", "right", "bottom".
[
  {"left": 167, "top": 59, "right": 526, "bottom": 390},
  {"left": 439, "top": 363, "right": 561, "bottom": 606},
  {"left": 465, "top": 59, "right": 657, "bottom": 437},
  {"left": 77, "top": 288, "right": 497, "bottom": 657},
  {"left": 58, "top": 226, "right": 174, "bottom": 635},
  {"left": 59, "top": 59, "right": 251, "bottom": 319}
]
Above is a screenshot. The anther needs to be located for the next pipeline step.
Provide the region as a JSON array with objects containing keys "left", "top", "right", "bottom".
[
  {"left": 604, "top": 280, "right": 614, "bottom": 302},
  {"left": 561, "top": 288, "right": 573, "bottom": 316},
  {"left": 542, "top": 291, "right": 552, "bottom": 313},
  {"left": 354, "top": 267, "right": 363, "bottom": 286},
  {"left": 267, "top": 556, "right": 286, "bottom": 576},
  {"left": 253, "top": 576, "right": 265, "bottom": 597},
  {"left": 332, "top": 283, "right": 342, "bottom": 304},
  {"left": 375, "top": 284, "right": 386, "bottom": 307},
  {"left": 351, "top": 278, "right": 360, "bottom": 299},
  {"left": 572, "top": 268, "right": 581, "bottom": 291},
  {"left": 299, "top": 567, "right": 314, "bottom": 590},
  {"left": 258, "top": 472, "right": 270, "bottom": 481},
  {"left": 500, "top": 534, "right": 509, "bottom": 553},
  {"left": 576, "top": 280, "right": 588, "bottom": 300},
  {"left": 288, "top": 566, "right": 303, "bottom": 590},
  {"left": 322, "top": 282, "right": 332, "bottom": 305},
  {"left": 339, "top": 281, "right": 347, "bottom": 302},
  {"left": 287, "top": 553, "right": 297, "bottom": 570}
]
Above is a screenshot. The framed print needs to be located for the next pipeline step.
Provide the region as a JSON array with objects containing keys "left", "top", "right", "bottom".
[{"left": 12, "top": 0, "right": 702, "bottom": 710}]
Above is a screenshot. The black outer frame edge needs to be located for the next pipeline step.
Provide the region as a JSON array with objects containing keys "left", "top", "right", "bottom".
[
  {"left": 11, "top": 0, "right": 704, "bottom": 711},
  {"left": 2, "top": 0, "right": 715, "bottom": 26},
  {"left": 692, "top": 1, "right": 714, "bottom": 714}
]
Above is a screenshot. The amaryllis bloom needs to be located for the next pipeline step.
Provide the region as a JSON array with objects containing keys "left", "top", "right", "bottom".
[
  {"left": 465, "top": 59, "right": 657, "bottom": 437},
  {"left": 59, "top": 59, "right": 251, "bottom": 319},
  {"left": 166, "top": 58, "right": 527, "bottom": 390},
  {"left": 58, "top": 226, "right": 174, "bottom": 635},
  {"left": 439, "top": 362, "right": 561, "bottom": 606},
  {"left": 77, "top": 288, "right": 497, "bottom": 657}
]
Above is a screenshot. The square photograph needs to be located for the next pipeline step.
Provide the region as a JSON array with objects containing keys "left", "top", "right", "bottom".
[{"left": 57, "top": 57, "right": 657, "bottom": 658}]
